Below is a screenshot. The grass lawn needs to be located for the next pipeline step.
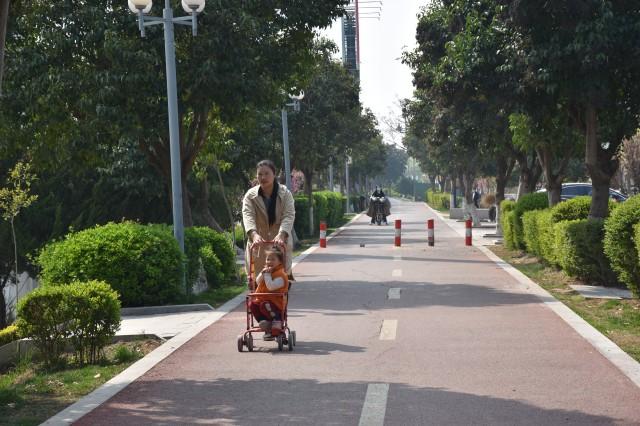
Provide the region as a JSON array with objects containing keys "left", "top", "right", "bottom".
[
  {"left": 190, "top": 283, "right": 247, "bottom": 308},
  {"left": 488, "top": 245, "right": 640, "bottom": 362},
  {"left": 0, "top": 339, "right": 160, "bottom": 425}
]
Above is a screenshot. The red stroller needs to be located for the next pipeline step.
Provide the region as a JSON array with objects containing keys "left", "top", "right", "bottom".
[{"left": 237, "top": 241, "right": 296, "bottom": 352}]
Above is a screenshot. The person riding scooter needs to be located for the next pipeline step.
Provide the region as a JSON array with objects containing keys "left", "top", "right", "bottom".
[{"left": 367, "top": 186, "right": 391, "bottom": 225}]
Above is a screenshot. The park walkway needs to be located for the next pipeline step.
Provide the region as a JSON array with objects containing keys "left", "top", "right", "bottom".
[{"left": 73, "top": 199, "right": 640, "bottom": 425}]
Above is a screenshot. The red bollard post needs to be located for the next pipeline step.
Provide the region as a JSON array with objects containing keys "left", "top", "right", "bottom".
[
  {"left": 465, "top": 219, "right": 472, "bottom": 246},
  {"left": 395, "top": 219, "right": 401, "bottom": 247},
  {"left": 320, "top": 221, "right": 327, "bottom": 248},
  {"left": 427, "top": 219, "right": 435, "bottom": 247}
]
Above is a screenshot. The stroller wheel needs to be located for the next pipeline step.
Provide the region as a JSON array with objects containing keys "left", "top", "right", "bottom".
[
  {"left": 237, "top": 334, "right": 244, "bottom": 352},
  {"left": 246, "top": 333, "right": 254, "bottom": 352},
  {"left": 291, "top": 330, "right": 296, "bottom": 347},
  {"left": 277, "top": 334, "right": 284, "bottom": 351},
  {"left": 287, "top": 330, "right": 294, "bottom": 351}
]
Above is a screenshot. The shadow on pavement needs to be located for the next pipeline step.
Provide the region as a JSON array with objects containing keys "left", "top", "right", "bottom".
[{"left": 75, "top": 378, "right": 623, "bottom": 425}]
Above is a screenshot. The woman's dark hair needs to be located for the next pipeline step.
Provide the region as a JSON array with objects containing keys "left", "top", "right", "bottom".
[
  {"left": 257, "top": 159, "right": 276, "bottom": 174},
  {"left": 265, "top": 246, "right": 284, "bottom": 263}
]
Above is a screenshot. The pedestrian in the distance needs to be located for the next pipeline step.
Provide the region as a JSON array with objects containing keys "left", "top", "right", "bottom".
[
  {"left": 473, "top": 188, "right": 481, "bottom": 208},
  {"left": 242, "top": 159, "right": 295, "bottom": 279}
]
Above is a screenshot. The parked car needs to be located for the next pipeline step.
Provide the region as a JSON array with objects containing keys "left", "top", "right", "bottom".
[{"left": 537, "top": 183, "right": 627, "bottom": 202}]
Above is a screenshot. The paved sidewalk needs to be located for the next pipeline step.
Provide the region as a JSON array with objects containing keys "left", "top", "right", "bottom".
[{"left": 117, "top": 310, "right": 218, "bottom": 340}]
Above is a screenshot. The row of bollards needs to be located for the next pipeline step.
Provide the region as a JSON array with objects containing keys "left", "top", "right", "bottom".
[{"left": 317, "top": 218, "right": 474, "bottom": 248}]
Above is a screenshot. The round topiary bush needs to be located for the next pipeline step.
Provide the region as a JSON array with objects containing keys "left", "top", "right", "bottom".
[
  {"left": 37, "top": 222, "right": 185, "bottom": 307},
  {"left": 604, "top": 194, "right": 640, "bottom": 297}
]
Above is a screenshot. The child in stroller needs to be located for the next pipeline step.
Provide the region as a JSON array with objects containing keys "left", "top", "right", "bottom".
[{"left": 249, "top": 246, "right": 288, "bottom": 340}]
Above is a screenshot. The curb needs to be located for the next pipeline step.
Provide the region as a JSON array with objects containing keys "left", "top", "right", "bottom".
[
  {"left": 43, "top": 211, "right": 366, "bottom": 424},
  {"left": 426, "top": 203, "right": 640, "bottom": 389},
  {"left": 121, "top": 303, "right": 214, "bottom": 317}
]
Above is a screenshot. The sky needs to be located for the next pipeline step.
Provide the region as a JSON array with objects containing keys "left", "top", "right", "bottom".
[{"left": 321, "top": 0, "right": 428, "bottom": 145}]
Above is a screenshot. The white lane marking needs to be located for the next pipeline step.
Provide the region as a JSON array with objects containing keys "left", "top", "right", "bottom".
[
  {"left": 388, "top": 288, "right": 401, "bottom": 300},
  {"left": 393, "top": 254, "right": 402, "bottom": 262},
  {"left": 358, "top": 383, "right": 389, "bottom": 426},
  {"left": 392, "top": 269, "right": 402, "bottom": 277},
  {"left": 379, "top": 320, "right": 398, "bottom": 340}
]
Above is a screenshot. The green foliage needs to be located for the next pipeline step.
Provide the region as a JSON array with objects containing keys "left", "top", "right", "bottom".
[
  {"left": 293, "top": 196, "right": 311, "bottom": 239},
  {"left": 113, "top": 345, "right": 138, "bottom": 364},
  {"left": 294, "top": 192, "right": 345, "bottom": 238},
  {"left": 503, "top": 211, "right": 518, "bottom": 250},
  {"left": 37, "top": 222, "right": 185, "bottom": 307},
  {"left": 500, "top": 200, "right": 516, "bottom": 214},
  {"left": 17, "top": 281, "right": 120, "bottom": 367},
  {"left": 184, "top": 226, "right": 236, "bottom": 288},
  {"left": 395, "top": 177, "right": 428, "bottom": 201},
  {"left": 604, "top": 195, "right": 640, "bottom": 297},
  {"left": 313, "top": 191, "right": 344, "bottom": 227},
  {"left": 425, "top": 190, "right": 451, "bottom": 210},
  {"left": 512, "top": 192, "right": 549, "bottom": 249},
  {"left": 555, "top": 220, "right": 618, "bottom": 286},
  {"left": 16, "top": 286, "right": 70, "bottom": 367},
  {"left": 550, "top": 196, "right": 618, "bottom": 223},
  {"left": 0, "top": 325, "right": 19, "bottom": 346},
  {"left": 65, "top": 281, "right": 121, "bottom": 365},
  {"left": 536, "top": 210, "right": 556, "bottom": 265},
  {"left": 522, "top": 210, "right": 546, "bottom": 258}
]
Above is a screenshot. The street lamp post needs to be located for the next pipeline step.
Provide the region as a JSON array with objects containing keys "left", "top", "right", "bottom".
[
  {"left": 281, "top": 91, "right": 304, "bottom": 190},
  {"left": 128, "top": 0, "right": 204, "bottom": 255}
]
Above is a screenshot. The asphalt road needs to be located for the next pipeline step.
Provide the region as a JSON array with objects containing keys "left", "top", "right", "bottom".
[{"left": 76, "top": 199, "right": 640, "bottom": 425}]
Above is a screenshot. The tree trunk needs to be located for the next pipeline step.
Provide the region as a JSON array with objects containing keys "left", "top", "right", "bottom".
[
  {"left": 195, "top": 177, "right": 224, "bottom": 232},
  {"left": 495, "top": 154, "right": 516, "bottom": 236},
  {"left": 304, "top": 169, "right": 314, "bottom": 236},
  {"left": 584, "top": 105, "right": 618, "bottom": 219},
  {"left": 515, "top": 150, "right": 542, "bottom": 200},
  {"left": 0, "top": 0, "right": 9, "bottom": 96},
  {"left": 10, "top": 217, "right": 18, "bottom": 305},
  {"left": 462, "top": 172, "right": 480, "bottom": 226},
  {"left": 0, "top": 275, "right": 8, "bottom": 328},
  {"left": 536, "top": 145, "right": 570, "bottom": 207}
]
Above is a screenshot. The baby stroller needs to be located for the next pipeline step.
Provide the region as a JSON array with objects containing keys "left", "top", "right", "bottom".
[{"left": 237, "top": 241, "right": 296, "bottom": 352}]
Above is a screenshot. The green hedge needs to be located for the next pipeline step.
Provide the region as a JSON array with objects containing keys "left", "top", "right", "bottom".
[
  {"left": 512, "top": 192, "right": 549, "bottom": 249},
  {"left": 604, "top": 194, "right": 640, "bottom": 297},
  {"left": 522, "top": 210, "right": 550, "bottom": 259},
  {"left": 0, "top": 325, "right": 19, "bottom": 346},
  {"left": 425, "top": 190, "right": 451, "bottom": 210},
  {"left": 294, "top": 191, "right": 346, "bottom": 239},
  {"left": 503, "top": 211, "right": 518, "bottom": 250},
  {"left": 38, "top": 222, "right": 185, "bottom": 307},
  {"left": 185, "top": 226, "right": 235, "bottom": 288},
  {"left": 16, "top": 280, "right": 120, "bottom": 366},
  {"left": 555, "top": 219, "right": 618, "bottom": 286}
]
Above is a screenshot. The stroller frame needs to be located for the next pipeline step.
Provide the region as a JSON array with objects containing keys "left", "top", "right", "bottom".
[{"left": 237, "top": 241, "right": 296, "bottom": 352}]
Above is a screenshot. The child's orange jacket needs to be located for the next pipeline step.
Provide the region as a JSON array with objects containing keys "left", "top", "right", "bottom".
[{"left": 254, "top": 264, "right": 288, "bottom": 312}]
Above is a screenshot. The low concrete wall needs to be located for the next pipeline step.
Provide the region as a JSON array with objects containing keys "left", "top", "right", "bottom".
[{"left": 449, "top": 207, "right": 491, "bottom": 220}]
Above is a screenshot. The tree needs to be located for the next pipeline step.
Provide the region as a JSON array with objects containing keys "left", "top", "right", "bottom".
[
  {"left": 287, "top": 51, "right": 375, "bottom": 233},
  {"left": 503, "top": 0, "right": 640, "bottom": 218},
  {"left": 3, "top": 0, "right": 349, "bottom": 227},
  {"left": 0, "top": 160, "right": 37, "bottom": 327}
]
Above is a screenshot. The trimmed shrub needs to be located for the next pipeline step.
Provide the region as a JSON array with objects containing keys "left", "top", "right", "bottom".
[
  {"left": 500, "top": 199, "right": 516, "bottom": 214},
  {"left": 503, "top": 210, "right": 518, "bottom": 250},
  {"left": 293, "top": 196, "right": 311, "bottom": 238},
  {"left": 604, "top": 194, "right": 640, "bottom": 297},
  {"left": 66, "top": 280, "right": 121, "bottom": 365},
  {"left": 522, "top": 210, "right": 544, "bottom": 258},
  {"left": 555, "top": 219, "right": 618, "bottom": 286},
  {"left": 0, "top": 325, "right": 19, "bottom": 346},
  {"left": 550, "top": 196, "right": 618, "bottom": 223},
  {"left": 512, "top": 192, "right": 549, "bottom": 249},
  {"left": 16, "top": 285, "right": 71, "bottom": 367},
  {"left": 17, "top": 281, "right": 120, "bottom": 366},
  {"left": 38, "top": 222, "right": 185, "bottom": 307},
  {"left": 185, "top": 227, "right": 235, "bottom": 288},
  {"left": 536, "top": 210, "right": 556, "bottom": 264},
  {"left": 426, "top": 190, "right": 451, "bottom": 210}
]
